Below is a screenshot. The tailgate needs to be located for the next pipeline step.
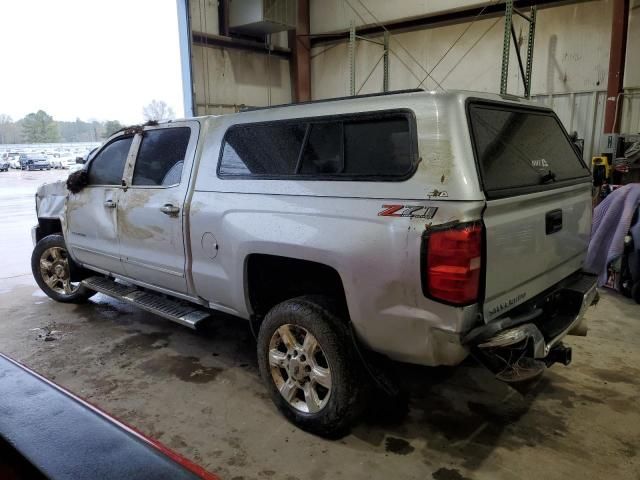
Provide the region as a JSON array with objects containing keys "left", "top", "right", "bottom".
[
  {"left": 482, "top": 184, "right": 591, "bottom": 320},
  {"left": 467, "top": 100, "right": 592, "bottom": 321}
]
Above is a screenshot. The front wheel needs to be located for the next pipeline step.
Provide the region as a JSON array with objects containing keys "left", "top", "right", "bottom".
[
  {"left": 257, "top": 296, "right": 365, "bottom": 438},
  {"left": 31, "top": 234, "right": 96, "bottom": 303}
]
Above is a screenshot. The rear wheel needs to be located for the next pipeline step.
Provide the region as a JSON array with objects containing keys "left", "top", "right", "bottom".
[
  {"left": 257, "top": 296, "right": 365, "bottom": 438},
  {"left": 31, "top": 234, "right": 95, "bottom": 303}
]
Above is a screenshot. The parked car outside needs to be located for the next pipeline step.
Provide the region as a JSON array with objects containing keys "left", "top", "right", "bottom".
[
  {"left": 61, "top": 155, "right": 77, "bottom": 169},
  {"left": 20, "top": 154, "right": 51, "bottom": 171},
  {"left": 7, "top": 153, "right": 21, "bottom": 168},
  {"left": 0, "top": 159, "right": 9, "bottom": 171},
  {"left": 46, "top": 155, "right": 63, "bottom": 169}
]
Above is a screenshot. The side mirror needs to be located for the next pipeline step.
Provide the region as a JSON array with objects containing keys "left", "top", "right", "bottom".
[{"left": 76, "top": 157, "right": 85, "bottom": 164}]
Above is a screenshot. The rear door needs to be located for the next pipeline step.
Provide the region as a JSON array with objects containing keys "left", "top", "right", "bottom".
[
  {"left": 467, "top": 101, "right": 592, "bottom": 321},
  {"left": 66, "top": 135, "right": 135, "bottom": 275},
  {"left": 117, "top": 123, "right": 198, "bottom": 294}
]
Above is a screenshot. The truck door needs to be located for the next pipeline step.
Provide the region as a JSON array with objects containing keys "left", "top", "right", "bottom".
[
  {"left": 66, "top": 135, "right": 135, "bottom": 275},
  {"left": 117, "top": 123, "right": 198, "bottom": 294}
]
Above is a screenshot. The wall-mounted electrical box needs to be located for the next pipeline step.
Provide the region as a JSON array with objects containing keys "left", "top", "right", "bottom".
[{"left": 229, "top": 0, "right": 296, "bottom": 36}]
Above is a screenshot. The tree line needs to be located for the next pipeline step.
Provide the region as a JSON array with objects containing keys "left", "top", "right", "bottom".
[
  {"left": 0, "top": 111, "right": 124, "bottom": 144},
  {"left": 0, "top": 100, "right": 175, "bottom": 144}
]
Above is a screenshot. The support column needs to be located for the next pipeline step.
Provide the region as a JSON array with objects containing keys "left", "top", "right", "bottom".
[
  {"left": 524, "top": 6, "right": 536, "bottom": 98},
  {"left": 176, "top": 0, "right": 195, "bottom": 117},
  {"left": 500, "top": 0, "right": 513, "bottom": 95},
  {"left": 383, "top": 31, "right": 390, "bottom": 92},
  {"left": 349, "top": 21, "right": 356, "bottom": 96},
  {"left": 289, "top": 0, "right": 311, "bottom": 102},
  {"left": 604, "top": 0, "right": 629, "bottom": 133}
]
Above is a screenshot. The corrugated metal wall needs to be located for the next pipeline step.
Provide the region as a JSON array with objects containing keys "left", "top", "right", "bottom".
[
  {"left": 532, "top": 87, "right": 640, "bottom": 162},
  {"left": 532, "top": 90, "right": 607, "bottom": 162},
  {"left": 620, "top": 88, "right": 640, "bottom": 134},
  {"left": 182, "top": 0, "right": 640, "bottom": 146}
]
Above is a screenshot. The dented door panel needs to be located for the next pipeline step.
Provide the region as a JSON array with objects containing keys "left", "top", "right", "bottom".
[
  {"left": 117, "top": 122, "right": 199, "bottom": 294},
  {"left": 117, "top": 188, "right": 188, "bottom": 293},
  {"left": 66, "top": 187, "right": 125, "bottom": 274}
]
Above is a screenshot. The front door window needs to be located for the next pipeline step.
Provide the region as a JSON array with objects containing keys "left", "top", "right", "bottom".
[{"left": 88, "top": 136, "right": 133, "bottom": 186}]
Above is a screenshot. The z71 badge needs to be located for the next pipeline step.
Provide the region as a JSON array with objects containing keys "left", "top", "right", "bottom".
[{"left": 378, "top": 205, "right": 438, "bottom": 219}]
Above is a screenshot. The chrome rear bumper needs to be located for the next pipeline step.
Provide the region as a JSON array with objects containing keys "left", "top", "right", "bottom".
[
  {"left": 464, "top": 273, "right": 597, "bottom": 379},
  {"left": 478, "top": 276, "right": 597, "bottom": 359}
]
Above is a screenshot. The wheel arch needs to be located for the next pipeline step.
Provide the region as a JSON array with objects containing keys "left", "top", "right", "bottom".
[
  {"left": 245, "top": 253, "right": 349, "bottom": 320},
  {"left": 35, "top": 218, "right": 63, "bottom": 243}
]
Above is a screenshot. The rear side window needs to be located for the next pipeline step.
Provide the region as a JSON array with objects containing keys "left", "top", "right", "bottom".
[
  {"left": 88, "top": 136, "right": 133, "bottom": 185},
  {"left": 344, "top": 117, "right": 411, "bottom": 175},
  {"left": 218, "top": 110, "right": 416, "bottom": 180},
  {"left": 468, "top": 102, "right": 589, "bottom": 198},
  {"left": 299, "top": 123, "right": 343, "bottom": 174},
  {"left": 219, "top": 123, "right": 306, "bottom": 176},
  {"left": 132, "top": 128, "right": 191, "bottom": 186}
]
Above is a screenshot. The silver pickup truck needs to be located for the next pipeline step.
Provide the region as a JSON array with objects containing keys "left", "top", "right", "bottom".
[{"left": 32, "top": 90, "right": 597, "bottom": 437}]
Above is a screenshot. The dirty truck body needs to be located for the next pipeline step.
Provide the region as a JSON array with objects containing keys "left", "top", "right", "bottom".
[{"left": 33, "top": 90, "right": 597, "bottom": 435}]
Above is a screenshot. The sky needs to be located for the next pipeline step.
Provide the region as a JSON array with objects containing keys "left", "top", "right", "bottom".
[{"left": 0, "top": 0, "right": 185, "bottom": 124}]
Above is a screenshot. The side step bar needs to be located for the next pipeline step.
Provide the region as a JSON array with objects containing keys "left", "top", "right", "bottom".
[{"left": 82, "top": 276, "right": 210, "bottom": 329}]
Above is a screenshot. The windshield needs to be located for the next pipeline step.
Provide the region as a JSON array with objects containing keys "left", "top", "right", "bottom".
[{"left": 468, "top": 102, "right": 590, "bottom": 199}]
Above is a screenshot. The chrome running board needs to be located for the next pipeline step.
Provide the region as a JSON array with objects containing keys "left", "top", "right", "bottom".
[{"left": 82, "top": 276, "right": 210, "bottom": 329}]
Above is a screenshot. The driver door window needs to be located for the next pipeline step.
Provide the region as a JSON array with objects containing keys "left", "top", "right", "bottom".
[{"left": 88, "top": 136, "right": 133, "bottom": 185}]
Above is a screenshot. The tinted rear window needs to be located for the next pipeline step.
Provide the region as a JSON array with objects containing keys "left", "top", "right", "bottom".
[
  {"left": 299, "top": 123, "right": 343, "bottom": 174},
  {"left": 219, "top": 110, "right": 416, "bottom": 180},
  {"left": 468, "top": 103, "right": 589, "bottom": 198},
  {"left": 132, "top": 128, "right": 191, "bottom": 186},
  {"left": 219, "top": 123, "right": 306, "bottom": 176},
  {"left": 344, "top": 117, "right": 411, "bottom": 175}
]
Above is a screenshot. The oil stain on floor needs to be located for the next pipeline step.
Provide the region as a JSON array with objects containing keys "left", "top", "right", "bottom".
[
  {"left": 139, "top": 354, "right": 222, "bottom": 384},
  {"left": 384, "top": 436, "right": 415, "bottom": 455}
]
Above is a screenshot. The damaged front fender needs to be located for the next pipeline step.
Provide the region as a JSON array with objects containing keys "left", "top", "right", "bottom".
[{"left": 36, "top": 180, "right": 68, "bottom": 220}]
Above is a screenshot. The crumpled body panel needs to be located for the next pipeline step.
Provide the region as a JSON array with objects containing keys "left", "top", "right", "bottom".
[{"left": 36, "top": 180, "right": 67, "bottom": 219}]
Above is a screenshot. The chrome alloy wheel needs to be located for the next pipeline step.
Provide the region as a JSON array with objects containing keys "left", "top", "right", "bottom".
[
  {"left": 268, "top": 324, "right": 332, "bottom": 413},
  {"left": 39, "top": 246, "right": 80, "bottom": 295}
]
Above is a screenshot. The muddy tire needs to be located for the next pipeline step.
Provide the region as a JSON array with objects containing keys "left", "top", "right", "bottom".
[
  {"left": 31, "top": 234, "right": 96, "bottom": 303},
  {"left": 257, "top": 295, "right": 365, "bottom": 438}
]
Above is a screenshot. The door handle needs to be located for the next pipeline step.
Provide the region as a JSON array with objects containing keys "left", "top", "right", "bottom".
[
  {"left": 160, "top": 204, "right": 180, "bottom": 216},
  {"left": 545, "top": 209, "right": 563, "bottom": 234},
  {"left": 104, "top": 200, "right": 116, "bottom": 209}
]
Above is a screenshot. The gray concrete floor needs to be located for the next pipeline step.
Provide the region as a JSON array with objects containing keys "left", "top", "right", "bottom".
[{"left": 0, "top": 169, "right": 639, "bottom": 480}]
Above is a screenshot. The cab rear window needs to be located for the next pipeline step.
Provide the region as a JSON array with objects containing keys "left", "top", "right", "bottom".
[{"left": 468, "top": 102, "right": 590, "bottom": 199}]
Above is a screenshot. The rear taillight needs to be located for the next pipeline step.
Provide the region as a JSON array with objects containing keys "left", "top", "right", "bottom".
[{"left": 422, "top": 222, "right": 483, "bottom": 306}]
